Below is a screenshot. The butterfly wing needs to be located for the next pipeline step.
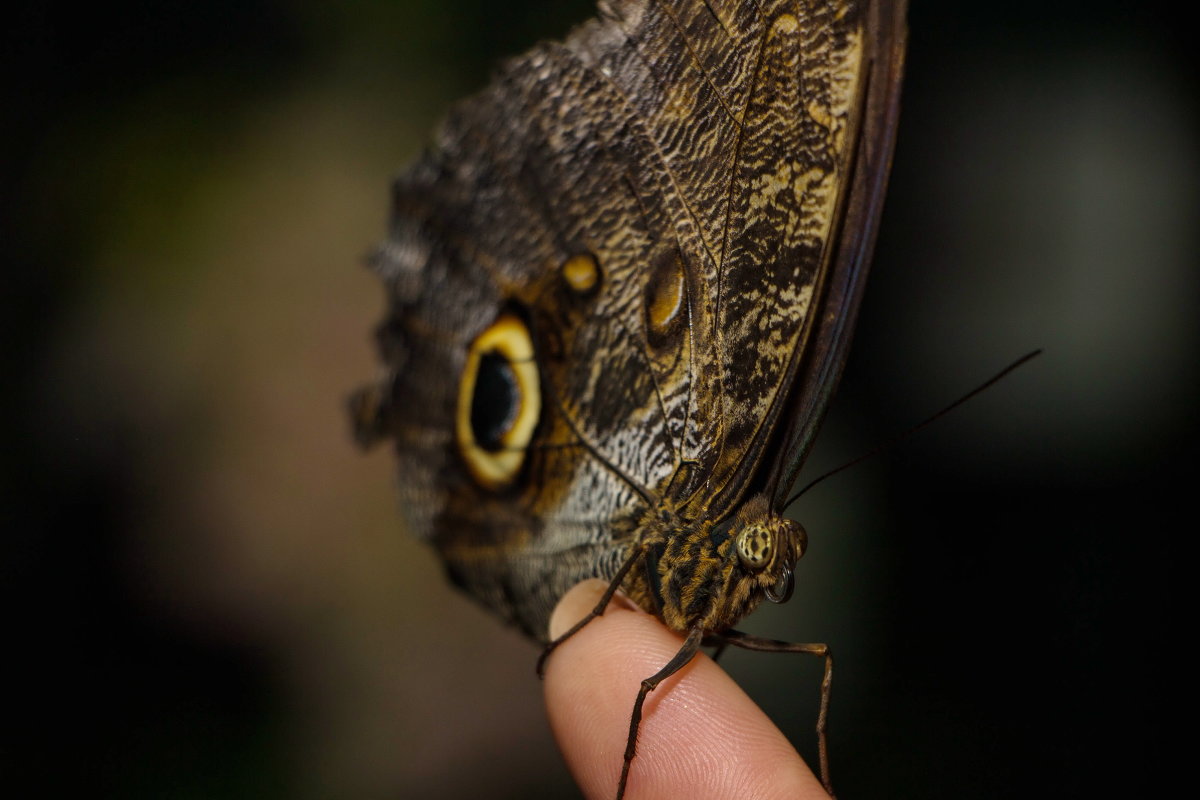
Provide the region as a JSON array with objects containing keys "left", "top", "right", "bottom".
[
  {"left": 352, "top": 0, "right": 905, "bottom": 640},
  {"left": 762, "top": 0, "right": 908, "bottom": 510}
]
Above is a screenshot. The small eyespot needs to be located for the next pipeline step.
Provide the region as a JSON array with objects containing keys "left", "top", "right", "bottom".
[
  {"left": 456, "top": 313, "right": 540, "bottom": 489},
  {"left": 645, "top": 250, "right": 685, "bottom": 335},
  {"left": 560, "top": 253, "right": 601, "bottom": 295}
]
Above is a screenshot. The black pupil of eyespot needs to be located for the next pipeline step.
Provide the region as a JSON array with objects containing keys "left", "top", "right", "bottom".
[{"left": 471, "top": 351, "right": 520, "bottom": 452}]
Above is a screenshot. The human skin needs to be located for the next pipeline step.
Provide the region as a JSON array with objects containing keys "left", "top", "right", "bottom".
[{"left": 543, "top": 579, "right": 830, "bottom": 800}]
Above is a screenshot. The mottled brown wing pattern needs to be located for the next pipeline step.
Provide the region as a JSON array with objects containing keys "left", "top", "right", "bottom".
[
  {"left": 353, "top": 0, "right": 905, "bottom": 646},
  {"left": 763, "top": 1, "right": 908, "bottom": 508}
]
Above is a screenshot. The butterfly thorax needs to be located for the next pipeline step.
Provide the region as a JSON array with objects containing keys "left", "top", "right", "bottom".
[{"left": 623, "top": 494, "right": 808, "bottom": 634}]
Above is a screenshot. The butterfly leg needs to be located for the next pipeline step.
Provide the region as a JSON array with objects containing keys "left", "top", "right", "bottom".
[
  {"left": 536, "top": 544, "right": 643, "bottom": 677},
  {"left": 617, "top": 626, "right": 704, "bottom": 800},
  {"left": 715, "top": 629, "right": 836, "bottom": 798}
]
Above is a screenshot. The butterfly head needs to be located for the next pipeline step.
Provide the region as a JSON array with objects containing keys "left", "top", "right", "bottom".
[
  {"left": 643, "top": 493, "right": 809, "bottom": 633},
  {"left": 733, "top": 512, "right": 807, "bottom": 606}
]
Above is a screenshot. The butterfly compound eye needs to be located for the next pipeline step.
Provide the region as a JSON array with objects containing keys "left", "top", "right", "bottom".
[
  {"left": 455, "top": 313, "right": 541, "bottom": 489},
  {"left": 735, "top": 522, "right": 774, "bottom": 571}
]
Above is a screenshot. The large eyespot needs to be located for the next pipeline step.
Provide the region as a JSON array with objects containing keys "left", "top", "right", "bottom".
[{"left": 455, "top": 313, "right": 541, "bottom": 489}]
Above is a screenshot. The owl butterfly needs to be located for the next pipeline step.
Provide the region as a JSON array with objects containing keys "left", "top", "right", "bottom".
[{"left": 351, "top": 0, "right": 907, "bottom": 796}]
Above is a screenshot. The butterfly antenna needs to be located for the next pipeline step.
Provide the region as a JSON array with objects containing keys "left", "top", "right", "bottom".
[{"left": 784, "top": 349, "right": 1042, "bottom": 508}]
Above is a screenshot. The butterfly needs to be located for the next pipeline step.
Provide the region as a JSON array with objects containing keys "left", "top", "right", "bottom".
[{"left": 350, "top": 0, "right": 907, "bottom": 796}]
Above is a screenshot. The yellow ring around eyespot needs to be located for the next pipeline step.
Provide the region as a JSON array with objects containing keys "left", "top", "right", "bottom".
[{"left": 455, "top": 313, "right": 541, "bottom": 490}]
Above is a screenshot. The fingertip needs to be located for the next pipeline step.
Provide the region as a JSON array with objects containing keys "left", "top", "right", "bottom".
[
  {"left": 548, "top": 579, "right": 624, "bottom": 640},
  {"left": 542, "top": 585, "right": 827, "bottom": 799}
]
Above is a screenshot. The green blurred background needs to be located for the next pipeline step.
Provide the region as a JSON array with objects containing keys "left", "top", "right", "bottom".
[{"left": 3, "top": 1, "right": 1194, "bottom": 798}]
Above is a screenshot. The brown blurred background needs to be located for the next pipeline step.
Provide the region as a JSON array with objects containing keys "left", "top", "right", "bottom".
[{"left": 3, "top": 2, "right": 1194, "bottom": 798}]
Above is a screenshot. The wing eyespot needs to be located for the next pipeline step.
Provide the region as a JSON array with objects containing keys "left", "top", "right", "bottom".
[
  {"left": 560, "top": 252, "right": 601, "bottom": 296},
  {"left": 644, "top": 249, "right": 688, "bottom": 349},
  {"left": 455, "top": 313, "right": 541, "bottom": 489}
]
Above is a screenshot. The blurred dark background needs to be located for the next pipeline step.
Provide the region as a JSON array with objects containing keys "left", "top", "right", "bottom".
[{"left": 3, "top": 1, "right": 1193, "bottom": 797}]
